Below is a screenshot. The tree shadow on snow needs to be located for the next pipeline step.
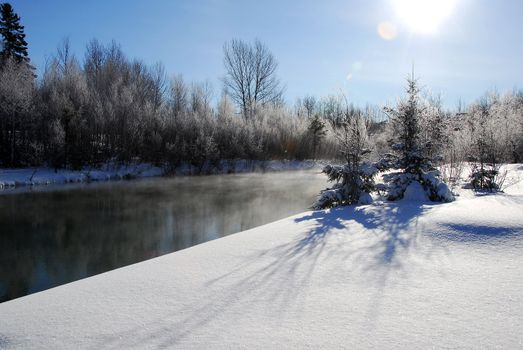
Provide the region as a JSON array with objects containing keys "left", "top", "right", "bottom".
[
  {"left": 291, "top": 202, "right": 442, "bottom": 328},
  {"left": 294, "top": 202, "right": 429, "bottom": 265},
  {"left": 0, "top": 335, "right": 9, "bottom": 349},
  {"left": 95, "top": 201, "right": 445, "bottom": 349},
  {"left": 162, "top": 202, "right": 436, "bottom": 345},
  {"left": 88, "top": 193, "right": 523, "bottom": 348},
  {"left": 434, "top": 223, "right": 522, "bottom": 243}
]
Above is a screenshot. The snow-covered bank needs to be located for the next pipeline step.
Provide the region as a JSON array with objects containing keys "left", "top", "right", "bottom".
[
  {"left": 0, "top": 165, "right": 522, "bottom": 349},
  {"left": 0, "top": 160, "right": 322, "bottom": 191},
  {"left": 0, "top": 163, "right": 164, "bottom": 190}
]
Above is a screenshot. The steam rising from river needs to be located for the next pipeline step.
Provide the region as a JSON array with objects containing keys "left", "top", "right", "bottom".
[{"left": 0, "top": 170, "right": 327, "bottom": 302}]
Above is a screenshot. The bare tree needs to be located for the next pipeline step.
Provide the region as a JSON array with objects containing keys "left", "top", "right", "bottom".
[
  {"left": 222, "top": 39, "right": 284, "bottom": 119},
  {"left": 302, "top": 95, "right": 316, "bottom": 118},
  {"left": 190, "top": 80, "right": 213, "bottom": 116},
  {"left": 169, "top": 74, "right": 188, "bottom": 117}
]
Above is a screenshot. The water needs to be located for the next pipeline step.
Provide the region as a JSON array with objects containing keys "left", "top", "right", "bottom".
[{"left": 0, "top": 170, "right": 327, "bottom": 302}]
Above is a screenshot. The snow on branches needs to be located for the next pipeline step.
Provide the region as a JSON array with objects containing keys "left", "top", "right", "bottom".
[
  {"left": 314, "top": 75, "right": 455, "bottom": 210},
  {"left": 313, "top": 106, "right": 378, "bottom": 209},
  {"left": 313, "top": 163, "right": 378, "bottom": 209},
  {"left": 378, "top": 76, "right": 455, "bottom": 202}
]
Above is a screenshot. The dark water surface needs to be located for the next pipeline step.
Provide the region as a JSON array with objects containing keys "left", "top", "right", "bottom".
[{"left": 0, "top": 170, "right": 326, "bottom": 302}]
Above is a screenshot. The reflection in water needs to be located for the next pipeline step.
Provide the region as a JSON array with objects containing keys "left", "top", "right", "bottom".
[{"left": 0, "top": 170, "right": 326, "bottom": 302}]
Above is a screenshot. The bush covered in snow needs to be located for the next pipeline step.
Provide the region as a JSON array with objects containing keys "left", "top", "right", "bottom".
[
  {"left": 382, "top": 169, "right": 454, "bottom": 202},
  {"left": 468, "top": 163, "right": 507, "bottom": 192},
  {"left": 313, "top": 107, "right": 378, "bottom": 209},
  {"left": 313, "top": 163, "right": 378, "bottom": 209}
]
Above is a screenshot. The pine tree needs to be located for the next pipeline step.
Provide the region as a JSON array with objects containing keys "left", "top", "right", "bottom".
[
  {"left": 0, "top": 3, "right": 29, "bottom": 65},
  {"left": 379, "top": 75, "right": 454, "bottom": 202},
  {"left": 314, "top": 112, "right": 378, "bottom": 209},
  {"left": 385, "top": 75, "right": 425, "bottom": 173}
]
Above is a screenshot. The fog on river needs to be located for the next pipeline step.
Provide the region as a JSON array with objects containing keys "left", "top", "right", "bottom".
[{"left": 0, "top": 170, "right": 327, "bottom": 302}]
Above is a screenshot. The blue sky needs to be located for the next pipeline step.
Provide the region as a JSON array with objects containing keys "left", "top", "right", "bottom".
[{"left": 9, "top": 0, "right": 523, "bottom": 108}]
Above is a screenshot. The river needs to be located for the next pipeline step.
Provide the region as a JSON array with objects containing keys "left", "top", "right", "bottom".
[{"left": 0, "top": 170, "right": 327, "bottom": 302}]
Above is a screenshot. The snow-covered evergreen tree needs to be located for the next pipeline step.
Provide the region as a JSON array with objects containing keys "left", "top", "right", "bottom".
[
  {"left": 379, "top": 76, "right": 454, "bottom": 202},
  {"left": 314, "top": 111, "right": 378, "bottom": 209}
]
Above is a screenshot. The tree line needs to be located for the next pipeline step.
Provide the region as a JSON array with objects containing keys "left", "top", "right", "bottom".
[{"left": 0, "top": 2, "right": 522, "bottom": 173}]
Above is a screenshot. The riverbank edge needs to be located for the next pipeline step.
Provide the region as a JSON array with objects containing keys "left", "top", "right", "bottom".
[{"left": 0, "top": 159, "right": 326, "bottom": 191}]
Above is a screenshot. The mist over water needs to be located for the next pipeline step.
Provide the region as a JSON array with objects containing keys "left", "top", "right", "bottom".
[{"left": 0, "top": 170, "right": 327, "bottom": 302}]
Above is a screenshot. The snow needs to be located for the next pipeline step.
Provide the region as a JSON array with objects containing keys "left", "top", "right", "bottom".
[
  {"left": 0, "top": 163, "right": 164, "bottom": 190},
  {"left": 0, "top": 165, "right": 522, "bottom": 349},
  {"left": 401, "top": 180, "right": 427, "bottom": 201},
  {"left": 358, "top": 191, "right": 373, "bottom": 205},
  {"left": 436, "top": 181, "right": 454, "bottom": 202}
]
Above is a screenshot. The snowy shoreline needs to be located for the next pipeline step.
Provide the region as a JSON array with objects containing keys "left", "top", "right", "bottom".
[
  {"left": 0, "top": 159, "right": 324, "bottom": 192},
  {"left": 0, "top": 165, "right": 522, "bottom": 349}
]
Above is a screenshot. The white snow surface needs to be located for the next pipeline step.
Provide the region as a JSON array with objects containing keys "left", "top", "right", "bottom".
[
  {"left": 401, "top": 180, "right": 427, "bottom": 201},
  {"left": 1, "top": 164, "right": 522, "bottom": 349}
]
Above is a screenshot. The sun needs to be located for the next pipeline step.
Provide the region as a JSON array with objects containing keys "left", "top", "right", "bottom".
[{"left": 393, "top": 0, "right": 456, "bottom": 34}]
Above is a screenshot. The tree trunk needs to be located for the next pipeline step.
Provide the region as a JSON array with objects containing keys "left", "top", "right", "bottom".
[{"left": 10, "top": 111, "right": 16, "bottom": 166}]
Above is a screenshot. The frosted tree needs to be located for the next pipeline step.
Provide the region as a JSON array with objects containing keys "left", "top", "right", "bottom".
[
  {"left": 465, "top": 96, "right": 507, "bottom": 192},
  {"left": 222, "top": 39, "right": 284, "bottom": 119},
  {"left": 307, "top": 114, "right": 326, "bottom": 159},
  {"left": 379, "top": 75, "right": 454, "bottom": 202},
  {"left": 0, "top": 57, "right": 34, "bottom": 166},
  {"left": 314, "top": 109, "right": 378, "bottom": 209},
  {"left": 169, "top": 74, "right": 188, "bottom": 118},
  {"left": 302, "top": 95, "right": 317, "bottom": 118}
]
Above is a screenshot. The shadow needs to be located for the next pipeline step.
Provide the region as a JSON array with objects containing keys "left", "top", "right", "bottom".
[
  {"left": 290, "top": 201, "right": 440, "bottom": 330},
  {"left": 433, "top": 223, "right": 522, "bottom": 243},
  {"left": 295, "top": 202, "right": 429, "bottom": 265},
  {"left": 170, "top": 202, "right": 432, "bottom": 346},
  {"left": 94, "top": 201, "right": 443, "bottom": 349},
  {"left": 0, "top": 335, "right": 8, "bottom": 348}
]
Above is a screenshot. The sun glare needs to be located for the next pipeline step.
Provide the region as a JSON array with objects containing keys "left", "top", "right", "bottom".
[{"left": 394, "top": 0, "right": 456, "bottom": 34}]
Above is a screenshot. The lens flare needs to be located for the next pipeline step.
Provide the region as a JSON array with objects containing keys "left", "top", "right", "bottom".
[{"left": 377, "top": 21, "right": 398, "bottom": 40}]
